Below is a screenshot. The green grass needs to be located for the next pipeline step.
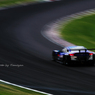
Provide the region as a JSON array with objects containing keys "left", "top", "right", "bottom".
[
  {"left": 0, "top": 82, "right": 46, "bottom": 95},
  {"left": 0, "top": 0, "right": 37, "bottom": 7},
  {"left": 60, "top": 14, "right": 95, "bottom": 49}
]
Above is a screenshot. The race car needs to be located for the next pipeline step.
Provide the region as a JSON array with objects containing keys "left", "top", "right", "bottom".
[{"left": 52, "top": 46, "right": 95, "bottom": 66}]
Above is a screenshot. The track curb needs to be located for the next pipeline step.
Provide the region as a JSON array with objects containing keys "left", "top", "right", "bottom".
[{"left": 42, "top": 8, "right": 95, "bottom": 48}]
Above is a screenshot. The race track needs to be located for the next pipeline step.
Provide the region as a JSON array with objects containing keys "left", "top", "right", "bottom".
[{"left": 0, "top": 0, "right": 95, "bottom": 95}]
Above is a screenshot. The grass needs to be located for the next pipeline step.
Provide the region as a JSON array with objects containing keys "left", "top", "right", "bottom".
[
  {"left": 0, "top": 82, "right": 46, "bottom": 95},
  {"left": 0, "top": 0, "right": 37, "bottom": 7},
  {"left": 60, "top": 14, "right": 95, "bottom": 49}
]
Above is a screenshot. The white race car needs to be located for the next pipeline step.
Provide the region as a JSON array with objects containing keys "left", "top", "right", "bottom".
[{"left": 52, "top": 46, "right": 95, "bottom": 66}]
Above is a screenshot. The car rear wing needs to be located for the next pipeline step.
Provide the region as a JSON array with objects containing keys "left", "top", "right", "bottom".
[{"left": 69, "top": 49, "right": 95, "bottom": 53}]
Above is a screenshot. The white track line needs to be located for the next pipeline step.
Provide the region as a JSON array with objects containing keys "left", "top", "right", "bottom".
[{"left": 0, "top": 79, "right": 52, "bottom": 95}]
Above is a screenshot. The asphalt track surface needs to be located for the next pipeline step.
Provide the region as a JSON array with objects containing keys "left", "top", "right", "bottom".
[{"left": 0, "top": 0, "right": 95, "bottom": 95}]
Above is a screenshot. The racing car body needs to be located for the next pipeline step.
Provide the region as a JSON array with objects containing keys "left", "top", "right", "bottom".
[{"left": 52, "top": 46, "right": 95, "bottom": 66}]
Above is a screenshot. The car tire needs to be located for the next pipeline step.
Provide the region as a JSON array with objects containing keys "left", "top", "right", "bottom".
[
  {"left": 52, "top": 56, "right": 57, "bottom": 62},
  {"left": 63, "top": 56, "right": 69, "bottom": 66}
]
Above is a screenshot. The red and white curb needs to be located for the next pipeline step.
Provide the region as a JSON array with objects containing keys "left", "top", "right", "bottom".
[{"left": 42, "top": 8, "right": 95, "bottom": 47}]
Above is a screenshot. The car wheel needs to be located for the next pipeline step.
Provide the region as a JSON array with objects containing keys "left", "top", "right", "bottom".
[
  {"left": 52, "top": 55, "right": 58, "bottom": 62},
  {"left": 63, "top": 56, "right": 69, "bottom": 66}
]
